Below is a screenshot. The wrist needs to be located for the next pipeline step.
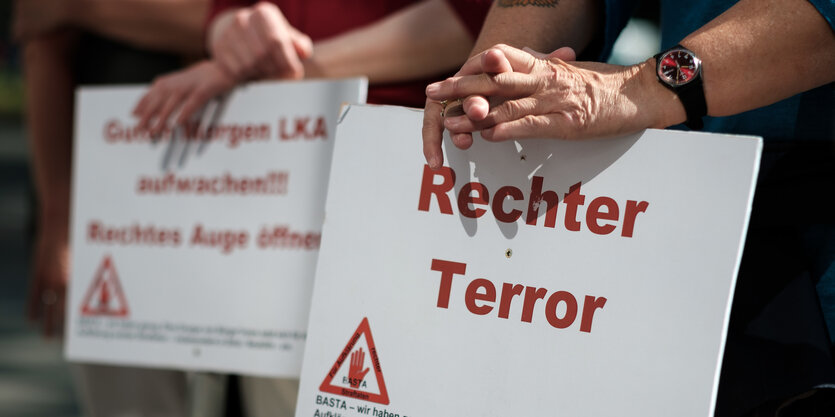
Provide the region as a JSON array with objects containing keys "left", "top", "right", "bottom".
[
  {"left": 207, "top": 9, "right": 239, "bottom": 56},
  {"left": 634, "top": 58, "right": 687, "bottom": 129}
]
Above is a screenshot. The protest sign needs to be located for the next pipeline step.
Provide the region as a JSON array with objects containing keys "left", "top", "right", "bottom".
[
  {"left": 296, "top": 105, "right": 761, "bottom": 416},
  {"left": 65, "top": 78, "right": 367, "bottom": 377}
]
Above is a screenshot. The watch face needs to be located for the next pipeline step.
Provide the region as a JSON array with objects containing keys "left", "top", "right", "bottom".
[{"left": 657, "top": 49, "right": 701, "bottom": 87}]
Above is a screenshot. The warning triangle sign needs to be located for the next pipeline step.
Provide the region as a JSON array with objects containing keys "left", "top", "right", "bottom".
[
  {"left": 81, "top": 255, "right": 129, "bottom": 317},
  {"left": 319, "top": 317, "right": 390, "bottom": 405}
]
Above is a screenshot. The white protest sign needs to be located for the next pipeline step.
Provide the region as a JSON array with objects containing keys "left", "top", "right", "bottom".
[
  {"left": 296, "top": 105, "right": 761, "bottom": 416},
  {"left": 66, "top": 78, "right": 367, "bottom": 377}
]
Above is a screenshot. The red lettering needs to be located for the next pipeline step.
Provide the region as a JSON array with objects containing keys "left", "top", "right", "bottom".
[
  {"left": 492, "top": 186, "right": 523, "bottom": 222},
  {"left": 465, "top": 278, "right": 496, "bottom": 315},
  {"left": 621, "top": 200, "right": 649, "bottom": 238},
  {"left": 498, "top": 283, "right": 524, "bottom": 319},
  {"left": 526, "top": 176, "right": 559, "bottom": 227},
  {"left": 313, "top": 117, "right": 327, "bottom": 139},
  {"left": 586, "top": 197, "right": 619, "bottom": 235},
  {"left": 430, "top": 259, "right": 466, "bottom": 308},
  {"left": 458, "top": 182, "right": 489, "bottom": 218},
  {"left": 545, "top": 291, "right": 578, "bottom": 329},
  {"left": 431, "top": 258, "right": 606, "bottom": 333},
  {"left": 563, "top": 182, "right": 586, "bottom": 232},
  {"left": 521, "top": 286, "right": 548, "bottom": 323},
  {"left": 580, "top": 296, "right": 607, "bottom": 333},
  {"left": 418, "top": 165, "right": 455, "bottom": 214}
]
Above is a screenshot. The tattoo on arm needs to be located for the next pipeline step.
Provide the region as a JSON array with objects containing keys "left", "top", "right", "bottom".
[{"left": 497, "top": 0, "right": 559, "bottom": 7}]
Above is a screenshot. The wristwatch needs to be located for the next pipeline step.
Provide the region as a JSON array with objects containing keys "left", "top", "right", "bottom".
[{"left": 654, "top": 44, "right": 707, "bottom": 130}]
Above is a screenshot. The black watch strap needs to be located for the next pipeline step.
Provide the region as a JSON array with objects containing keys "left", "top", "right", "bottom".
[
  {"left": 655, "top": 45, "right": 707, "bottom": 130},
  {"left": 678, "top": 76, "right": 706, "bottom": 130}
]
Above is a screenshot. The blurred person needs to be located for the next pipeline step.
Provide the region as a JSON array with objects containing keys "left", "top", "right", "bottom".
[
  {"left": 423, "top": 0, "right": 835, "bottom": 415},
  {"left": 133, "top": 0, "right": 491, "bottom": 134},
  {"left": 15, "top": 1, "right": 208, "bottom": 416},
  {"left": 134, "top": 1, "right": 491, "bottom": 416}
]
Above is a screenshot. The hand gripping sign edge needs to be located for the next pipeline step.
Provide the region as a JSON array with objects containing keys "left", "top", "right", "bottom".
[
  {"left": 319, "top": 317, "right": 390, "bottom": 405},
  {"left": 80, "top": 254, "right": 129, "bottom": 317}
]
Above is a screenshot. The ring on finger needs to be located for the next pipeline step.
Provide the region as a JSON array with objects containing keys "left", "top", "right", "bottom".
[{"left": 442, "top": 98, "right": 464, "bottom": 118}]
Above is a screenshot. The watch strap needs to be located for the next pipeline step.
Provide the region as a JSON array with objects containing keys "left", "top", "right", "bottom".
[
  {"left": 655, "top": 45, "right": 707, "bottom": 130},
  {"left": 677, "top": 75, "right": 706, "bottom": 130}
]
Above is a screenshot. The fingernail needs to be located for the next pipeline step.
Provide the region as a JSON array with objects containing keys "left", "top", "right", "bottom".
[
  {"left": 425, "top": 83, "right": 439, "bottom": 96},
  {"left": 429, "top": 157, "right": 441, "bottom": 170}
]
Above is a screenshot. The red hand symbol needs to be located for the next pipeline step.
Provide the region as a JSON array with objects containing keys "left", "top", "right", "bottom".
[{"left": 348, "top": 348, "right": 370, "bottom": 388}]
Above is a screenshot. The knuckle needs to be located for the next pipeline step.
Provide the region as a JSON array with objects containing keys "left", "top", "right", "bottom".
[
  {"left": 234, "top": 12, "right": 248, "bottom": 26},
  {"left": 253, "top": 2, "right": 274, "bottom": 13}
]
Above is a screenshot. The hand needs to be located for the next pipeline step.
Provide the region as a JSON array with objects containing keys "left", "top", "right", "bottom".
[
  {"left": 422, "top": 45, "right": 577, "bottom": 170},
  {"left": 348, "top": 348, "right": 370, "bottom": 388},
  {"left": 28, "top": 226, "right": 70, "bottom": 338},
  {"left": 133, "top": 60, "right": 237, "bottom": 136},
  {"left": 209, "top": 2, "right": 313, "bottom": 82},
  {"left": 13, "top": 0, "right": 76, "bottom": 40}
]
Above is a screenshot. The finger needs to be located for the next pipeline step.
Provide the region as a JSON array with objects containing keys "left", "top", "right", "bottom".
[
  {"left": 521, "top": 46, "right": 576, "bottom": 63},
  {"left": 426, "top": 72, "right": 538, "bottom": 102},
  {"left": 451, "top": 132, "right": 473, "bottom": 150},
  {"left": 445, "top": 97, "right": 539, "bottom": 133},
  {"left": 135, "top": 87, "right": 168, "bottom": 132},
  {"left": 456, "top": 44, "right": 539, "bottom": 77},
  {"left": 456, "top": 47, "right": 513, "bottom": 77},
  {"left": 175, "top": 84, "right": 222, "bottom": 125},
  {"left": 480, "top": 48, "right": 514, "bottom": 74},
  {"left": 216, "top": 26, "right": 252, "bottom": 80},
  {"left": 481, "top": 114, "right": 569, "bottom": 142},
  {"left": 175, "top": 91, "right": 211, "bottom": 126},
  {"left": 547, "top": 46, "right": 577, "bottom": 62},
  {"left": 254, "top": 11, "right": 304, "bottom": 79},
  {"left": 463, "top": 95, "right": 489, "bottom": 121},
  {"left": 422, "top": 99, "right": 446, "bottom": 169},
  {"left": 151, "top": 91, "right": 187, "bottom": 135},
  {"left": 288, "top": 26, "right": 313, "bottom": 60},
  {"left": 241, "top": 21, "right": 276, "bottom": 77}
]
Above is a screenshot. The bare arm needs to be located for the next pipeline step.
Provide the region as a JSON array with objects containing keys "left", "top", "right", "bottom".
[
  {"left": 469, "top": 0, "right": 598, "bottom": 55},
  {"left": 424, "top": 0, "right": 835, "bottom": 164},
  {"left": 677, "top": 0, "right": 835, "bottom": 119},
  {"left": 303, "top": 0, "right": 475, "bottom": 84},
  {"left": 14, "top": 0, "right": 208, "bottom": 54},
  {"left": 22, "top": 32, "right": 78, "bottom": 336}
]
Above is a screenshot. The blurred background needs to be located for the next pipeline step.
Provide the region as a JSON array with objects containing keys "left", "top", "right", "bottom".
[
  {"left": 1, "top": 0, "right": 82, "bottom": 415},
  {"left": 0, "top": 1, "right": 660, "bottom": 415}
]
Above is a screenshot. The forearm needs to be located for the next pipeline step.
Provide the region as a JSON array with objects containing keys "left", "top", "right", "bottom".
[
  {"left": 676, "top": 0, "right": 835, "bottom": 118},
  {"left": 302, "top": 0, "right": 473, "bottom": 84},
  {"left": 470, "top": 0, "right": 599, "bottom": 56},
  {"left": 70, "top": 0, "right": 208, "bottom": 54},
  {"left": 23, "top": 34, "right": 77, "bottom": 229}
]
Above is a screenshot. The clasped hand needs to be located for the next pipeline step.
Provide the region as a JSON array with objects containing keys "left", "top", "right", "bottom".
[
  {"left": 423, "top": 44, "right": 666, "bottom": 170},
  {"left": 133, "top": 3, "right": 315, "bottom": 136}
]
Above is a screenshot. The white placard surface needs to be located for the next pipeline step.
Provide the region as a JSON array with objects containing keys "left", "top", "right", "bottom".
[
  {"left": 296, "top": 105, "right": 762, "bottom": 416},
  {"left": 66, "top": 78, "right": 367, "bottom": 377}
]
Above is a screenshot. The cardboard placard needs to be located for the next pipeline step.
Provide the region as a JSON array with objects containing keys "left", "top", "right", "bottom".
[
  {"left": 66, "top": 78, "right": 367, "bottom": 377},
  {"left": 296, "top": 105, "right": 761, "bottom": 416}
]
